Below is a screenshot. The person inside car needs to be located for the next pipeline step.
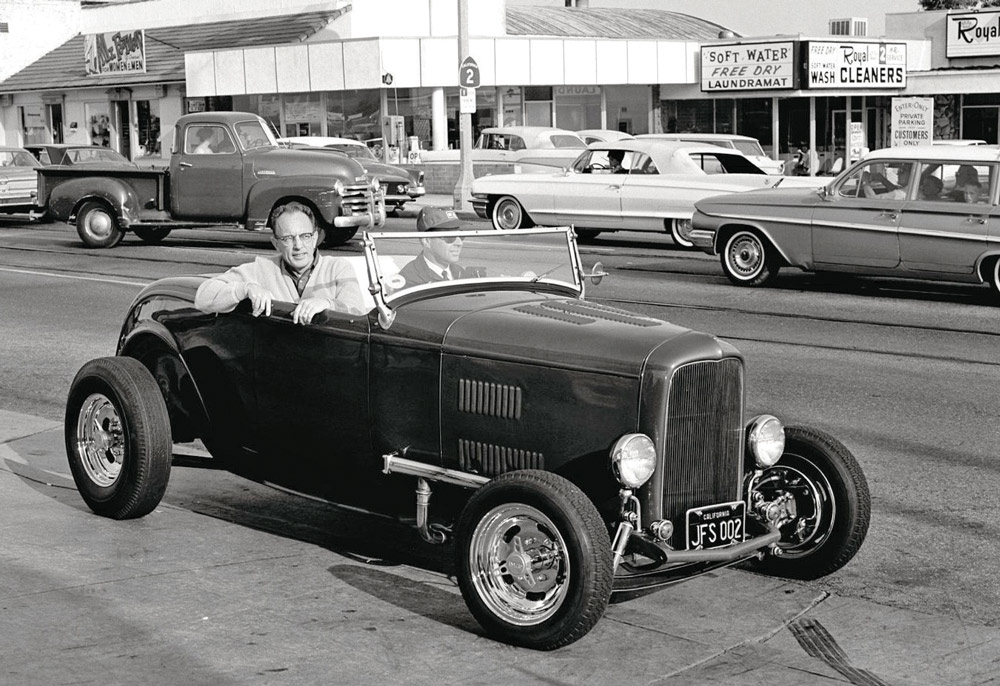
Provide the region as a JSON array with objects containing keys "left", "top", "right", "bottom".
[
  {"left": 918, "top": 174, "right": 943, "bottom": 201},
  {"left": 398, "top": 206, "right": 470, "bottom": 286},
  {"left": 194, "top": 201, "right": 366, "bottom": 323},
  {"left": 863, "top": 163, "right": 911, "bottom": 199},
  {"left": 949, "top": 165, "right": 982, "bottom": 202},
  {"left": 608, "top": 149, "right": 627, "bottom": 174}
]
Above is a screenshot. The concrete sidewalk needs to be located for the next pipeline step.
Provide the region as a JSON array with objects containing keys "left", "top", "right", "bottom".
[{"left": 2, "top": 407, "right": 997, "bottom": 685}]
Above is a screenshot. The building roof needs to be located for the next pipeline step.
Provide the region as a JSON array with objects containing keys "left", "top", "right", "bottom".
[
  {"left": 0, "top": 9, "right": 345, "bottom": 94},
  {"left": 505, "top": 7, "right": 736, "bottom": 41}
]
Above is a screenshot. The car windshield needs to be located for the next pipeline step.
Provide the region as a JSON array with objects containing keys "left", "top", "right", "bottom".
[
  {"left": 328, "top": 144, "right": 376, "bottom": 161},
  {"left": 234, "top": 119, "right": 279, "bottom": 150},
  {"left": 0, "top": 150, "right": 40, "bottom": 167},
  {"left": 732, "top": 140, "right": 766, "bottom": 157},
  {"left": 68, "top": 148, "right": 129, "bottom": 164},
  {"left": 363, "top": 228, "right": 582, "bottom": 303},
  {"left": 550, "top": 135, "right": 587, "bottom": 149}
]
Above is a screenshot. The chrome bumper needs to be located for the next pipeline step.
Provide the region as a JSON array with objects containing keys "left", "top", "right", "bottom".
[
  {"left": 689, "top": 228, "right": 717, "bottom": 253},
  {"left": 471, "top": 199, "right": 488, "bottom": 219}
]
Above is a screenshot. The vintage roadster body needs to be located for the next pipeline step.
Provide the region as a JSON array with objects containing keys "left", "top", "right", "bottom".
[{"left": 65, "top": 228, "right": 869, "bottom": 650}]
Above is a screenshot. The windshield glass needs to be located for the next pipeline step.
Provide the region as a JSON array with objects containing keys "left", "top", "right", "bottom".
[
  {"left": 364, "top": 228, "right": 581, "bottom": 302},
  {"left": 234, "top": 118, "right": 278, "bottom": 150},
  {"left": 733, "top": 140, "right": 766, "bottom": 157},
  {"left": 328, "top": 144, "right": 376, "bottom": 161},
  {"left": 0, "top": 150, "right": 40, "bottom": 167}
]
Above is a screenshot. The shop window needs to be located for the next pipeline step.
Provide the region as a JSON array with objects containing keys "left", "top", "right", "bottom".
[
  {"left": 524, "top": 86, "right": 553, "bottom": 127},
  {"left": 555, "top": 86, "right": 600, "bottom": 131},
  {"left": 605, "top": 86, "right": 649, "bottom": 135},
  {"left": 135, "top": 99, "right": 161, "bottom": 157}
]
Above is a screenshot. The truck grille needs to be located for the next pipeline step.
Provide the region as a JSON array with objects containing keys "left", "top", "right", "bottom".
[
  {"left": 660, "top": 358, "right": 744, "bottom": 548},
  {"left": 341, "top": 181, "right": 374, "bottom": 217}
]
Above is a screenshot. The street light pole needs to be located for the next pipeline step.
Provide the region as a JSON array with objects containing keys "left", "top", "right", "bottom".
[{"left": 453, "top": 0, "right": 473, "bottom": 211}]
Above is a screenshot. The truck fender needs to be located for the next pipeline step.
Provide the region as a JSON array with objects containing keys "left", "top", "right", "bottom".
[
  {"left": 48, "top": 176, "right": 143, "bottom": 227},
  {"left": 245, "top": 175, "right": 346, "bottom": 230}
]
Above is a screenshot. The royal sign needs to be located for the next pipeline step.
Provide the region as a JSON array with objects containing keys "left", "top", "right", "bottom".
[
  {"left": 804, "top": 41, "right": 906, "bottom": 89},
  {"left": 947, "top": 10, "right": 1000, "bottom": 58},
  {"left": 85, "top": 30, "right": 146, "bottom": 76},
  {"left": 701, "top": 41, "right": 796, "bottom": 92}
]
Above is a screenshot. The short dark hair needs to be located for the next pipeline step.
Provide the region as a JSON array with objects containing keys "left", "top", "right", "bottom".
[{"left": 270, "top": 201, "right": 316, "bottom": 234}]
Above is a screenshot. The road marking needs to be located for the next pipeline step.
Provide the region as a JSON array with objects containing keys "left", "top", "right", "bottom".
[{"left": 0, "top": 266, "right": 147, "bottom": 287}]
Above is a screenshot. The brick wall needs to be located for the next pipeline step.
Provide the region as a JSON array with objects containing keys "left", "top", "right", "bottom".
[{"left": 399, "top": 163, "right": 517, "bottom": 194}]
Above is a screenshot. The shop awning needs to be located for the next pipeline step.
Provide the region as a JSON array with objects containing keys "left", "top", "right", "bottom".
[
  {"left": 0, "top": 8, "right": 346, "bottom": 94},
  {"left": 505, "top": 7, "right": 738, "bottom": 41}
]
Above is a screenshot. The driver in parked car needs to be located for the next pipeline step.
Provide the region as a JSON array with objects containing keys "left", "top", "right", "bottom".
[
  {"left": 194, "top": 201, "right": 366, "bottom": 323},
  {"left": 398, "top": 206, "right": 472, "bottom": 286}
]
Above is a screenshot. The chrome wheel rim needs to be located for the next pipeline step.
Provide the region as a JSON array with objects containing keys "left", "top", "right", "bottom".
[
  {"left": 495, "top": 200, "right": 522, "bottom": 230},
  {"left": 671, "top": 219, "right": 694, "bottom": 247},
  {"left": 726, "top": 232, "right": 764, "bottom": 280},
  {"left": 756, "top": 456, "right": 835, "bottom": 558},
  {"left": 84, "top": 209, "right": 114, "bottom": 239},
  {"left": 468, "top": 503, "right": 569, "bottom": 626},
  {"left": 75, "top": 392, "right": 125, "bottom": 487}
]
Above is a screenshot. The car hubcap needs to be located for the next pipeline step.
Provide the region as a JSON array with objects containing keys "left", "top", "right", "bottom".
[
  {"left": 754, "top": 457, "right": 834, "bottom": 558},
  {"left": 497, "top": 201, "right": 521, "bottom": 230},
  {"left": 75, "top": 393, "right": 125, "bottom": 487},
  {"left": 469, "top": 503, "right": 569, "bottom": 626},
  {"left": 728, "top": 234, "right": 763, "bottom": 278},
  {"left": 672, "top": 219, "right": 694, "bottom": 245},
  {"left": 86, "top": 210, "right": 113, "bottom": 239}
]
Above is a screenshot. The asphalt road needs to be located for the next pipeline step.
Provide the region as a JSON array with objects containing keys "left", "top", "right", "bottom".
[{"left": 1, "top": 214, "right": 998, "bottom": 684}]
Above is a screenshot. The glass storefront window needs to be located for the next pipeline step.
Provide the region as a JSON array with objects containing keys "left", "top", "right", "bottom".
[
  {"left": 282, "top": 92, "right": 323, "bottom": 137},
  {"left": 524, "top": 86, "right": 553, "bottom": 127},
  {"left": 329, "top": 90, "right": 381, "bottom": 141},
  {"left": 555, "top": 86, "right": 600, "bottom": 131},
  {"left": 605, "top": 86, "right": 649, "bottom": 135},
  {"left": 501, "top": 87, "right": 522, "bottom": 127},
  {"left": 135, "top": 99, "right": 161, "bottom": 158}
]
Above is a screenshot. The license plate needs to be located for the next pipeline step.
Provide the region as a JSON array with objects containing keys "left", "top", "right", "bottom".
[{"left": 686, "top": 500, "right": 745, "bottom": 550}]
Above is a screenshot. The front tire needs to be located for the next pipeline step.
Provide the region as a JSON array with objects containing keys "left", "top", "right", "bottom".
[
  {"left": 669, "top": 218, "right": 694, "bottom": 248},
  {"left": 987, "top": 257, "right": 1000, "bottom": 299},
  {"left": 747, "top": 426, "right": 870, "bottom": 580},
  {"left": 455, "top": 470, "right": 613, "bottom": 650},
  {"left": 491, "top": 196, "right": 533, "bottom": 230},
  {"left": 721, "top": 229, "right": 779, "bottom": 286},
  {"left": 133, "top": 226, "right": 172, "bottom": 244},
  {"left": 65, "top": 357, "right": 172, "bottom": 519},
  {"left": 76, "top": 201, "right": 124, "bottom": 249}
]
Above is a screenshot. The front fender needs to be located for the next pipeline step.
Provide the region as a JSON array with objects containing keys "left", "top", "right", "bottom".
[
  {"left": 48, "top": 176, "right": 142, "bottom": 227},
  {"left": 245, "top": 175, "right": 343, "bottom": 230}
]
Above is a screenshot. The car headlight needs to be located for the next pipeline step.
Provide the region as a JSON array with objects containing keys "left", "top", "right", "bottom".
[
  {"left": 611, "top": 433, "right": 656, "bottom": 488},
  {"left": 747, "top": 415, "right": 785, "bottom": 467},
  {"left": 371, "top": 176, "right": 380, "bottom": 192},
  {"left": 334, "top": 179, "right": 345, "bottom": 197}
]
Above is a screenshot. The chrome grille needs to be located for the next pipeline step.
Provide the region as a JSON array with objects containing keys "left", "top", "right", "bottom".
[
  {"left": 661, "top": 358, "right": 744, "bottom": 548},
  {"left": 341, "top": 181, "right": 373, "bottom": 216}
]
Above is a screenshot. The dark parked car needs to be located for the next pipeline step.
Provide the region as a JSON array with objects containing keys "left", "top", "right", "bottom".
[
  {"left": 65, "top": 227, "right": 870, "bottom": 650},
  {"left": 26, "top": 144, "right": 135, "bottom": 167}
]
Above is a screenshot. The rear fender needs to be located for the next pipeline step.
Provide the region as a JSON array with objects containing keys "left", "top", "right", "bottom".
[
  {"left": 245, "top": 176, "right": 344, "bottom": 230},
  {"left": 48, "top": 176, "right": 142, "bottom": 227}
]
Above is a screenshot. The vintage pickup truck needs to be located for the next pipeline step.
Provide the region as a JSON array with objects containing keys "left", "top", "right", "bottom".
[{"left": 36, "top": 112, "right": 384, "bottom": 248}]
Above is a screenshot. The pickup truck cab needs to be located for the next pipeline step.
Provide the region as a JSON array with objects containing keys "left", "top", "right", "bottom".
[{"left": 37, "top": 112, "right": 384, "bottom": 248}]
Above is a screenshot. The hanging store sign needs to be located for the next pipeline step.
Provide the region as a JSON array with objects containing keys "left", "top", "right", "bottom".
[
  {"left": 890, "top": 97, "right": 933, "bottom": 147},
  {"left": 947, "top": 10, "right": 1000, "bottom": 58},
  {"left": 85, "top": 29, "right": 146, "bottom": 76},
  {"left": 701, "top": 41, "right": 796, "bottom": 92},
  {"left": 804, "top": 41, "right": 906, "bottom": 89}
]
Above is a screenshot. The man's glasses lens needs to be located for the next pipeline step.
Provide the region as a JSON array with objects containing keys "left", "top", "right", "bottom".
[{"left": 276, "top": 232, "right": 315, "bottom": 245}]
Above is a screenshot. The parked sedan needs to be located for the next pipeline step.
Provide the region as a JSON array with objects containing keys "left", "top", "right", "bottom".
[
  {"left": 281, "top": 135, "right": 425, "bottom": 213},
  {"left": 26, "top": 144, "right": 134, "bottom": 167},
  {"left": 64, "top": 227, "right": 868, "bottom": 650},
  {"left": 691, "top": 145, "right": 1000, "bottom": 296},
  {"left": 471, "top": 139, "right": 824, "bottom": 246},
  {"left": 0, "top": 145, "right": 41, "bottom": 214},
  {"left": 420, "top": 126, "right": 587, "bottom": 172},
  {"left": 638, "top": 133, "right": 785, "bottom": 175}
]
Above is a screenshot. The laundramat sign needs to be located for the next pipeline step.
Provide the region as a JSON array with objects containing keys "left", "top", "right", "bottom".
[
  {"left": 805, "top": 41, "right": 906, "bottom": 89},
  {"left": 947, "top": 10, "right": 1000, "bottom": 58},
  {"left": 701, "top": 42, "right": 796, "bottom": 92}
]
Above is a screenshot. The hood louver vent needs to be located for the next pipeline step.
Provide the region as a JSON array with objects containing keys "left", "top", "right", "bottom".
[
  {"left": 459, "top": 440, "right": 544, "bottom": 476},
  {"left": 458, "top": 379, "right": 522, "bottom": 419},
  {"left": 514, "top": 301, "right": 662, "bottom": 327}
]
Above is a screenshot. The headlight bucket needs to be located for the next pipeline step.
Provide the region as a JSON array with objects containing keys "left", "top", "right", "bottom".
[
  {"left": 611, "top": 433, "right": 656, "bottom": 488},
  {"left": 747, "top": 415, "right": 785, "bottom": 467}
]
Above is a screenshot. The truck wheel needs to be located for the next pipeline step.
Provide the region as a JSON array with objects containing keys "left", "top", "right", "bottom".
[
  {"left": 65, "top": 357, "right": 172, "bottom": 519},
  {"left": 455, "top": 470, "right": 613, "bottom": 650},
  {"left": 76, "top": 201, "right": 125, "bottom": 249},
  {"left": 748, "top": 426, "right": 870, "bottom": 580},
  {"left": 133, "top": 227, "right": 172, "bottom": 244},
  {"left": 721, "top": 229, "right": 779, "bottom": 286},
  {"left": 491, "top": 196, "right": 533, "bottom": 230},
  {"left": 321, "top": 227, "right": 359, "bottom": 247}
]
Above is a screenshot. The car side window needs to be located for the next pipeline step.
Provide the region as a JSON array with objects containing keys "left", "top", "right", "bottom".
[
  {"left": 185, "top": 125, "right": 236, "bottom": 155},
  {"left": 631, "top": 153, "right": 657, "bottom": 174},
  {"left": 508, "top": 136, "right": 526, "bottom": 151},
  {"left": 838, "top": 161, "right": 911, "bottom": 199},
  {"left": 937, "top": 162, "right": 989, "bottom": 203}
]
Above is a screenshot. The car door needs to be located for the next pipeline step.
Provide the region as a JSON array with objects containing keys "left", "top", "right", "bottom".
[
  {"left": 548, "top": 149, "right": 623, "bottom": 228},
  {"left": 619, "top": 152, "right": 678, "bottom": 231},
  {"left": 171, "top": 124, "right": 244, "bottom": 220},
  {"left": 898, "top": 162, "right": 994, "bottom": 274},
  {"left": 811, "top": 159, "right": 906, "bottom": 269},
  {"left": 252, "top": 305, "right": 372, "bottom": 502}
]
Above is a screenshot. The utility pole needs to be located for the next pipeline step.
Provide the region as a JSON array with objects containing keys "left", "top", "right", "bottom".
[{"left": 453, "top": 0, "right": 473, "bottom": 211}]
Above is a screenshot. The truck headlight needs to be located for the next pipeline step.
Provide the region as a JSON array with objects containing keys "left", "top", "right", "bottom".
[
  {"left": 747, "top": 415, "right": 784, "bottom": 467},
  {"left": 334, "top": 179, "right": 345, "bottom": 197},
  {"left": 611, "top": 433, "right": 656, "bottom": 488}
]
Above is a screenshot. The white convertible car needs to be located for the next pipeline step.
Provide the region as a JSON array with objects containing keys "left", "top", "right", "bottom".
[{"left": 471, "top": 139, "right": 824, "bottom": 246}]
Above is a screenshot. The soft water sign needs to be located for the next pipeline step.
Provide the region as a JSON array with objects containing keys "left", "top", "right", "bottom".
[
  {"left": 806, "top": 41, "right": 906, "bottom": 89},
  {"left": 947, "top": 9, "right": 1000, "bottom": 58},
  {"left": 85, "top": 29, "right": 146, "bottom": 76},
  {"left": 890, "top": 97, "right": 933, "bottom": 147},
  {"left": 701, "top": 41, "right": 795, "bottom": 92}
]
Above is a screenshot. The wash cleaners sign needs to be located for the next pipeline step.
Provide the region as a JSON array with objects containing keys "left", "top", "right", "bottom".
[
  {"left": 805, "top": 41, "right": 906, "bottom": 89},
  {"left": 701, "top": 41, "right": 796, "bottom": 92}
]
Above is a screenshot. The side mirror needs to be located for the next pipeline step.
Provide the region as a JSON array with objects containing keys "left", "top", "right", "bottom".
[{"left": 589, "top": 261, "right": 608, "bottom": 285}]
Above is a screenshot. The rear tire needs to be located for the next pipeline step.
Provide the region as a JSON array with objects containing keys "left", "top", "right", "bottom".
[
  {"left": 721, "top": 229, "right": 779, "bottom": 286},
  {"left": 76, "top": 201, "right": 124, "bottom": 249},
  {"left": 65, "top": 357, "right": 172, "bottom": 519},
  {"left": 669, "top": 218, "right": 694, "bottom": 248},
  {"left": 491, "top": 196, "right": 533, "bottom": 230},
  {"left": 133, "top": 227, "right": 172, "bottom": 244}
]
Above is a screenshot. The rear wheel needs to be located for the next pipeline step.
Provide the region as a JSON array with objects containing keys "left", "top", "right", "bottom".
[
  {"left": 668, "top": 218, "right": 694, "bottom": 248},
  {"left": 76, "top": 201, "right": 124, "bottom": 249},
  {"left": 64, "top": 357, "right": 172, "bottom": 519},
  {"left": 721, "top": 229, "right": 779, "bottom": 286},
  {"left": 491, "top": 196, "right": 533, "bottom": 230},
  {"left": 455, "top": 470, "right": 612, "bottom": 650},
  {"left": 133, "top": 226, "right": 172, "bottom": 244}
]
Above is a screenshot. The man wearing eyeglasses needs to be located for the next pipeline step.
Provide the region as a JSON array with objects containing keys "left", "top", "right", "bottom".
[
  {"left": 195, "top": 201, "right": 366, "bottom": 324},
  {"left": 398, "top": 206, "right": 470, "bottom": 286}
]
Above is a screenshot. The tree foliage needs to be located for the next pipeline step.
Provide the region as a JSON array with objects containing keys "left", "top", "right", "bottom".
[{"left": 920, "top": 0, "right": 1000, "bottom": 9}]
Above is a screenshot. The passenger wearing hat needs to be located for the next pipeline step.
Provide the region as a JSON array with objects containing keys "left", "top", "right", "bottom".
[{"left": 398, "top": 206, "right": 469, "bottom": 286}]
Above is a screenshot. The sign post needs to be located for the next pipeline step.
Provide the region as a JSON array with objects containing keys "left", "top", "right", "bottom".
[{"left": 453, "top": 0, "right": 474, "bottom": 212}]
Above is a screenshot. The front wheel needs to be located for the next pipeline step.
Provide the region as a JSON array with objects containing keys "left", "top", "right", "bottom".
[
  {"left": 721, "top": 229, "right": 779, "bottom": 286},
  {"left": 133, "top": 226, "right": 172, "bottom": 244},
  {"left": 987, "top": 257, "right": 1000, "bottom": 299},
  {"left": 491, "top": 196, "right": 533, "bottom": 230},
  {"left": 747, "top": 426, "right": 870, "bottom": 580},
  {"left": 64, "top": 357, "right": 172, "bottom": 519},
  {"left": 668, "top": 218, "right": 694, "bottom": 248},
  {"left": 76, "top": 201, "right": 124, "bottom": 249},
  {"left": 455, "top": 470, "right": 613, "bottom": 650}
]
